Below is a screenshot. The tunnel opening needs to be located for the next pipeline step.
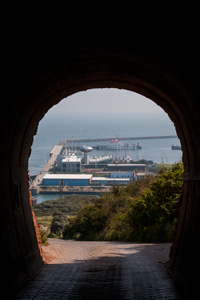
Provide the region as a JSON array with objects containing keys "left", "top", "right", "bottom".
[
  {"left": 16, "top": 88, "right": 183, "bottom": 299},
  {"left": 29, "top": 88, "right": 183, "bottom": 245},
  {"left": 3, "top": 41, "right": 200, "bottom": 299}
]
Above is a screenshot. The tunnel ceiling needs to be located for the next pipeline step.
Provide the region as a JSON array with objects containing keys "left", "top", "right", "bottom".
[{"left": 1, "top": 37, "right": 200, "bottom": 299}]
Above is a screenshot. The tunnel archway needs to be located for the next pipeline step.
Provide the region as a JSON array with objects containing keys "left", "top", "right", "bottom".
[{"left": 2, "top": 40, "right": 200, "bottom": 299}]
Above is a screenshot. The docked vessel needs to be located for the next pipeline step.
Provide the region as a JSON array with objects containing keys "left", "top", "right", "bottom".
[
  {"left": 96, "top": 139, "right": 142, "bottom": 150},
  {"left": 171, "top": 144, "right": 182, "bottom": 150}
]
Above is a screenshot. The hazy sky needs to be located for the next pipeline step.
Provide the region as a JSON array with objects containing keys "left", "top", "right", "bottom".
[{"left": 48, "top": 88, "right": 165, "bottom": 117}]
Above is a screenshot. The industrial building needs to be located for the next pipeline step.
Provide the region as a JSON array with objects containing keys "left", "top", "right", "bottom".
[
  {"left": 57, "top": 149, "right": 113, "bottom": 172},
  {"left": 106, "top": 164, "right": 147, "bottom": 172},
  {"left": 61, "top": 156, "right": 82, "bottom": 173},
  {"left": 135, "top": 172, "right": 147, "bottom": 180},
  {"left": 92, "top": 177, "right": 130, "bottom": 186},
  {"left": 42, "top": 173, "right": 130, "bottom": 187},
  {"left": 57, "top": 154, "right": 67, "bottom": 170},
  {"left": 110, "top": 172, "right": 134, "bottom": 181},
  {"left": 43, "top": 174, "right": 92, "bottom": 186}
]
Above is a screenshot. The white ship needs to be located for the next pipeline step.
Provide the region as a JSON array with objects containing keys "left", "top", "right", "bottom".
[{"left": 96, "top": 138, "right": 142, "bottom": 150}]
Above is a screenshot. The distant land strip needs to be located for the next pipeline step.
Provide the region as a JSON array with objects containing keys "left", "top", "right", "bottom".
[{"left": 59, "top": 135, "right": 178, "bottom": 144}]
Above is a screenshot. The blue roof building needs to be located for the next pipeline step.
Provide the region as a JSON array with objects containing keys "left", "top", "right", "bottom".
[{"left": 43, "top": 174, "right": 92, "bottom": 186}]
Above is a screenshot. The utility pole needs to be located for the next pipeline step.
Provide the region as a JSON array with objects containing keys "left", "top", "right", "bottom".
[{"left": 59, "top": 179, "right": 64, "bottom": 198}]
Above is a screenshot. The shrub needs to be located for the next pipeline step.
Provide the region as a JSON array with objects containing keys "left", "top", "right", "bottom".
[
  {"left": 39, "top": 226, "right": 49, "bottom": 245},
  {"left": 127, "top": 163, "right": 183, "bottom": 241},
  {"left": 63, "top": 163, "right": 183, "bottom": 242},
  {"left": 50, "top": 210, "right": 68, "bottom": 238}
]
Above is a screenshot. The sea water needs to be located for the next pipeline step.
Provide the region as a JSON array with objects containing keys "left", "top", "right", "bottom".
[{"left": 29, "top": 112, "right": 182, "bottom": 176}]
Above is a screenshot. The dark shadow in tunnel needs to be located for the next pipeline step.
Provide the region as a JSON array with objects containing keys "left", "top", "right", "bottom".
[
  {"left": 2, "top": 39, "right": 200, "bottom": 299},
  {"left": 13, "top": 242, "right": 181, "bottom": 300}
]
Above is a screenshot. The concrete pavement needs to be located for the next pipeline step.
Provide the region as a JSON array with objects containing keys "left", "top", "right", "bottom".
[{"left": 30, "top": 145, "right": 63, "bottom": 189}]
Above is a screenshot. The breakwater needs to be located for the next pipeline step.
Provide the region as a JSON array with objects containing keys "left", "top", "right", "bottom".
[{"left": 59, "top": 135, "right": 177, "bottom": 144}]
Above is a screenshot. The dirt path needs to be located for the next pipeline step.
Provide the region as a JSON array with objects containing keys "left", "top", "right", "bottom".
[{"left": 14, "top": 239, "right": 181, "bottom": 299}]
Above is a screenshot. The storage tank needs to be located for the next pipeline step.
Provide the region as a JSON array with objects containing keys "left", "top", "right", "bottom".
[{"left": 80, "top": 145, "right": 93, "bottom": 164}]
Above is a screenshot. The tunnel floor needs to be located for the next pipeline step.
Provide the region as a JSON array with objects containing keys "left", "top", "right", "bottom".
[{"left": 13, "top": 239, "right": 181, "bottom": 299}]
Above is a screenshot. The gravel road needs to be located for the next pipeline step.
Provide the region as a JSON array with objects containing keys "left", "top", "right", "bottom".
[{"left": 14, "top": 239, "right": 181, "bottom": 299}]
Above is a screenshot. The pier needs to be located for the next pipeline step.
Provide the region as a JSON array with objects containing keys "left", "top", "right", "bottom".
[
  {"left": 59, "top": 135, "right": 177, "bottom": 145},
  {"left": 30, "top": 145, "right": 64, "bottom": 194}
]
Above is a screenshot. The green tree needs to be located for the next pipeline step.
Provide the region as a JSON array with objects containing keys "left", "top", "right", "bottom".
[{"left": 127, "top": 163, "right": 183, "bottom": 241}]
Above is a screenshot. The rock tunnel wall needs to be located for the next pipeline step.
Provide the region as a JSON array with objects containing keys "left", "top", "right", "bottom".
[{"left": 1, "top": 39, "right": 200, "bottom": 298}]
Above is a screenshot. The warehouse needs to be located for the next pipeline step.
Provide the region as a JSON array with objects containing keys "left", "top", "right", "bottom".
[
  {"left": 110, "top": 172, "right": 134, "bottom": 181},
  {"left": 92, "top": 177, "right": 130, "bottom": 186},
  {"left": 43, "top": 174, "right": 92, "bottom": 186},
  {"left": 106, "top": 164, "right": 147, "bottom": 172}
]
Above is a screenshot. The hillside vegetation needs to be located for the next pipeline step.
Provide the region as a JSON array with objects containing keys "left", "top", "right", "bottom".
[
  {"left": 63, "top": 163, "right": 183, "bottom": 242},
  {"left": 33, "top": 195, "right": 95, "bottom": 239},
  {"left": 33, "top": 195, "right": 95, "bottom": 216}
]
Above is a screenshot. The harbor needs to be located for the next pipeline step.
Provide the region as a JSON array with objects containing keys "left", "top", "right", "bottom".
[
  {"left": 30, "top": 134, "right": 182, "bottom": 203},
  {"left": 30, "top": 139, "right": 146, "bottom": 198}
]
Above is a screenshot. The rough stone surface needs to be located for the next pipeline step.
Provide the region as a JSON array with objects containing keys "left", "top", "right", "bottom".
[
  {"left": 1, "top": 37, "right": 200, "bottom": 298},
  {"left": 14, "top": 239, "right": 181, "bottom": 299}
]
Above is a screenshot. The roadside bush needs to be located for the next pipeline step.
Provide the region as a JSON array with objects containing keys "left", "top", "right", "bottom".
[{"left": 39, "top": 226, "right": 49, "bottom": 245}]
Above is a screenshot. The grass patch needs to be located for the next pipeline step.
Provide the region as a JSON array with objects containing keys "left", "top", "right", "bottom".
[{"left": 36, "top": 216, "right": 53, "bottom": 227}]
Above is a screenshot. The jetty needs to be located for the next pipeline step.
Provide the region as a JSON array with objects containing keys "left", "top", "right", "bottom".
[
  {"left": 59, "top": 135, "right": 177, "bottom": 145},
  {"left": 30, "top": 145, "right": 64, "bottom": 194}
]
